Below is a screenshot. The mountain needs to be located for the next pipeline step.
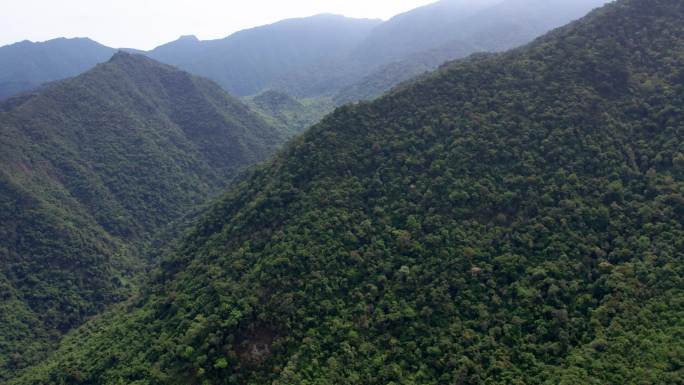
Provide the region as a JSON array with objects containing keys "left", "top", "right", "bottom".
[
  {"left": 349, "top": 0, "right": 500, "bottom": 67},
  {"left": 0, "top": 37, "right": 115, "bottom": 99},
  {"left": 0, "top": 52, "right": 282, "bottom": 379},
  {"left": 147, "top": 15, "right": 381, "bottom": 97},
  {"left": 335, "top": 0, "right": 612, "bottom": 103},
  {"left": 457, "top": 0, "right": 614, "bottom": 51},
  {"left": 9, "top": 0, "right": 684, "bottom": 384}
]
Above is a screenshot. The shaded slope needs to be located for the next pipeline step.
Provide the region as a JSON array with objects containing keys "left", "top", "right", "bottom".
[
  {"left": 0, "top": 52, "right": 281, "bottom": 379},
  {"left": 0, "top": 38, "right": 115, "bottom": 99},
  {"left": 12, "top": 0, "right": 684, "bottom": 384}
]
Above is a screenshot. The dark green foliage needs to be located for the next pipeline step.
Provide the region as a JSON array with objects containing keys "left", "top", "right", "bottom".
[
  {"left": 10, "top": 0, "right": 684, "bottom": 384},
  {"left": 0, "top": 52, "right": 282, "bottom": 380},
  {"left": 0, "top": 38, "right": 115, "bottom": 99}
]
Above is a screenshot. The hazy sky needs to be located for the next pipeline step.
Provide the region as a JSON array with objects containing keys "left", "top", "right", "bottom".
[{"left": 1, "top": 0, "right": 439, "bottom": 50}]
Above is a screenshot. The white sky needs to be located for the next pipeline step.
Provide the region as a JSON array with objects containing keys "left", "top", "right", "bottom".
[{"left": 1, "top": 0, "right": 439, "bottom": 50}]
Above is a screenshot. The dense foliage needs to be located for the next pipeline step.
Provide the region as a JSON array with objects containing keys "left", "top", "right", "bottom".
[
  {"left": 0, "top": 52, "right": 282, "bottom": 380},
  {"left": 0, "top": 37, "right": 115, "bottom": 99},
  {"left": 10, "top": 0, "right": 684, "bottom": 384}
]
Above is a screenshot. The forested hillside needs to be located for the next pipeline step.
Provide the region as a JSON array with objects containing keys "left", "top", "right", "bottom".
[
  {"left": 0, "top": 38, "right": 115, "bottom": 99},
  {"left": 0, "top": 52, "right": 281, "bottom": 379},
  {"left": 10, "top": 0, "right": 684, "bottom": 384}
]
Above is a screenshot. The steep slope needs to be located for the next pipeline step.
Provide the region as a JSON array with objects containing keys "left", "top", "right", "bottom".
[
  {"left": 0, "top": 52, "right": 281, "bottom": 379},
  {"left": 0, "top": 37, "right": 115, "bottom": 99},
  {"left": 12, "top": 0, "right": 684, "bottom": 384},
  {"left": 336, "top": 0, "right": 612, "bottom": 103},
  {"left": 147, "top": 15, "right": 381, "bottom": 97}
]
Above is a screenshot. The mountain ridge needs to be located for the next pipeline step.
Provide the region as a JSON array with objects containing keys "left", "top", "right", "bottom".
[{"left": 147, "top": 14, "right": 381, "bottom": 97}]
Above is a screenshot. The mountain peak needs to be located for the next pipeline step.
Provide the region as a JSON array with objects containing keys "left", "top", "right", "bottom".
[
  {"left": 107, "top": 50, "right": 157, "bottom": 67},
  {"left": 177, "top": 34, "right": 199, "bottom": 42},
  {"left": 108, "top": 50, "right": 134, "bottom": 60}
]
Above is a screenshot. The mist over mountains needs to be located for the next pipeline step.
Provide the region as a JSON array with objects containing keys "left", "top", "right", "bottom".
[
  {"left": 0, "top": 38, "right": 115, "bottom": 99},
  {"left": 0, "top": 0, "right": 610, "bottom": 102}
]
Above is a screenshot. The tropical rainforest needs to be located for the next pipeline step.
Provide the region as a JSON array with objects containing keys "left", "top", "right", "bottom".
[{"left": 3, "top": 0, "right": 682, "bottom": 384}]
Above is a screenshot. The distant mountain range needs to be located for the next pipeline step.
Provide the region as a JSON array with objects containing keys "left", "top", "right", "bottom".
[
  {"left": 334, "top": 0, "right": 613, "bottom": 102},
  {"left": 0, "top": 37, "right": 115, "bottom": 99},
  {"left": 0, "top": 0, "right": 611, "bottom": 103},
  {"left": 146, "top": 14, "right": 381, "bottom": 97}
]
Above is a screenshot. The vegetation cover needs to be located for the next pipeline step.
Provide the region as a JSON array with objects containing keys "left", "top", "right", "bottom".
[
  {"left": 9, "top": 0, "right": 684, "bottom": 384},
  {"left": 0, "top": 52, "right": 281, "bottom": 379}
]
